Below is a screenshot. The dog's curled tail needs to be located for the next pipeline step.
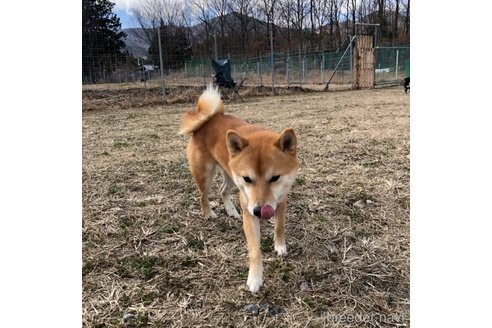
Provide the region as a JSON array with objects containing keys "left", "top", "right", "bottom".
[{"left": 179, "top": 84, "right": 224, "bottom": 135}]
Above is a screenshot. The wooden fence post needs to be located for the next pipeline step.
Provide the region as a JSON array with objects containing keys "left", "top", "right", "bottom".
[{"left": 353, "top": 35, "right": 375, "bottom": 89}]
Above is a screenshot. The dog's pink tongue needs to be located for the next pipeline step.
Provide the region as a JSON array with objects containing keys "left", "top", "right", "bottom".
[{"left": 260, "top": 205, "right": 275, "bottom": 220}]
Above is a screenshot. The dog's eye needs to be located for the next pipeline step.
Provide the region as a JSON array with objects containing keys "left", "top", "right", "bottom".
[
  {"left": 270, "top": 175, "right": 280, "bottom": 182},
  {"left": 243, "top": 176, "right": 252, "bottom": 183}
]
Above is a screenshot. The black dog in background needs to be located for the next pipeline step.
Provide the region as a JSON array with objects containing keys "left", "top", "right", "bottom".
[{"left": 404, "top": 77, "right": 410, "bottom": 93}]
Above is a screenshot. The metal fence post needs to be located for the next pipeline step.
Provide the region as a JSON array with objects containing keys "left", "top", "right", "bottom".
[
  {"left": 259, "top": 51, "right": 263, "bottom": 86},
  {"left": 349, "top": 36, "right": 353, "bottom": 88},
  {"left": 201, "top": 57, "right": 206, "bottom": 86},
  {"left": 299, "top": 45, "right": 302, "bottom": 88},
  {"left": 157, "top": 26, "right": 166, "bottom": 99},
  {"left": 286, "top": 54, "right": 290, "bottom": 86},
  {"left": 321, "top": 51, "right": 324, "bottom": 83},
  {"left": 214, "top": 32, "right": 217, "bottom": 60},
  {"left": 302, "top": 55, "right": 305, "bottom": 84},
  {"left": 256, "top": 57, "right": 261, "bottom": 81},
  {"left": 270, "top": 24, "right": 275, "bottom": 93},
  {"left": 395, "top": 49, "right": 399, "bottom": 83}
]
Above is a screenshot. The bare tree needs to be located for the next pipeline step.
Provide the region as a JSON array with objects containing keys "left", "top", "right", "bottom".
[
  {"left": 277, "top": 0, "right": 295, "bottom": 52},
  {"left": 312, "top": 0, "right": 330, "bottom": 50},
  {"left": 126, "top": 0, "right": 409, "bottom": 66},
  {"left": 291, "top": 0, "right": 308, "bottom": 52},
  {"left": 404, "top": 0, "right": 409, "bottom": 37},
  {"left": 350, "top": 0, "right": 356, "bottom": 35},
  {"left": 190, "top": 0, "right": 214, "bottom": 56},
  {"left": 131, "top": 0, "right": 184, "bottom": 46},
  {"left": 131, "top": 0, "right": 160, "bottom": 46},
  {"left": 332, "top": 0, "right": 343, "bottom": 49},
  {"left": 329, "top": 0, "right": 344, "bottom": 47},
  {"left": 393, "top": 0, "right": 399, "bottom": 45},
  {"left": 227, "top": 0, "right": 258, "bottom": 56},
  {"left": 210, "top": 0, "right": 231, "bottom": 55},
  {"left": 258, "top": 0, "right": 277, "bottom": 52}
]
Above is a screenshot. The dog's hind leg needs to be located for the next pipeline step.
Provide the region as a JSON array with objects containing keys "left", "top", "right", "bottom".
[
  {"left": 188, "top": 146, "right": 217, "bottom": 219},
  {"left": 220, "top": 170, "right": 241, "bottom": 219}
]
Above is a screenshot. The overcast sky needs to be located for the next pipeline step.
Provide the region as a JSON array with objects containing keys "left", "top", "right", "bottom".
[
  {"left": 112, "top": 0, "right": 370, "bottom": 30},
  {"left": 113, "top": 0, "right": 140, "bottom": 29}
]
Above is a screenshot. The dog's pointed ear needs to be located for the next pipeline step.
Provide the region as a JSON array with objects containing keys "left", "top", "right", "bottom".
[
  {"left": 275, "top": 128, "right": 297, "bottom": 154},
  {"left": 227, "top": 130, "right": 249, "bottom": 156}
]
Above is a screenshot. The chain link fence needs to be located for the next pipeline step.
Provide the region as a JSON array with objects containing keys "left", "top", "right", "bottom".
[
  {"left": 375, "top": 47, "right": 410, "bottom": 86},
  {"left": 83, "top": 42, "right": 409, "bottom": 90}
]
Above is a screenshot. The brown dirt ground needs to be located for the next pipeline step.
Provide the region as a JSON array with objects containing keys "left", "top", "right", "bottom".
[{"left": 82, "top": 86, "right": 409, "bottom": 327}]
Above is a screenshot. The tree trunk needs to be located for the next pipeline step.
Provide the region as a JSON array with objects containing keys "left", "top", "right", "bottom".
[
  {"left": 393, "top": 0, "right": 399, "bottom": 45},
  {"left": 352, "top": 0, "right": 356, "bottom": 36},
  {"left": 405, "top": 0, "right": 410, "bottom": 37}
]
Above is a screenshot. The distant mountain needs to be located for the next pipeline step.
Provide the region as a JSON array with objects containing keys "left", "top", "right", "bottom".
[
  {"left": 189, "top": 11, "right": 268, "bottom": 39},
  {"left": 121, "top": 11, "right": 408, "bottom": 58},
  {"left": 122, "top": 28, "right": 150, "bottom": 58},
  {"left": 122, "top": 12, "right": 270, "bottom": 58}
]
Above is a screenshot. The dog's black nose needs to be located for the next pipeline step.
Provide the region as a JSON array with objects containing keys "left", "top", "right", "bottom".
[{"left": 253, "top": 206, "right": 261, "bottom": 218}]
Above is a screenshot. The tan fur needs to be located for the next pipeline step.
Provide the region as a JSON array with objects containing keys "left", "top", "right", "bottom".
[
  {"left": 180, "top": 85, "right": 299, "bottom": 293},
  {"left": 179, "top": 84, "right": 224, "bottom": 135}
]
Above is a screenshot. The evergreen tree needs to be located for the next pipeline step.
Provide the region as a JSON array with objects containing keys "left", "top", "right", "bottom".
[{"left": 82, "top": 0, "right": 127, "bottom": 82}]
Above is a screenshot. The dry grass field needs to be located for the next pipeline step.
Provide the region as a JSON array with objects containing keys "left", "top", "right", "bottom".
[{"left": 83, "top": 86, "right": 409, "bottom": 327}]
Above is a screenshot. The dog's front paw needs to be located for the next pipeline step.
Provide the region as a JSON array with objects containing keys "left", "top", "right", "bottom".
[
  {"left": 225, "top": 206, "right": 241, "bottom": 219},
  {"left": 274, "top": 243, "right": 287, "bottom": 256},
  {"left": 205, "top": 210, "right": 218, "bottom": 219},
  {"left": 246, "top": 272, "right": 263, "bottom": 293}
]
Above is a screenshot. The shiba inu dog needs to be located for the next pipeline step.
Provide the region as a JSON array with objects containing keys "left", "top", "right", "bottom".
[{"left": 179, "top": 85, "right": 299, "bottom": 293}]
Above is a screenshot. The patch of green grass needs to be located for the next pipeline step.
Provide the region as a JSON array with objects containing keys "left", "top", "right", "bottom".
[
  {"left": 314, "top": 213, "right": 330, "bottom": 221},
  {"left": 292, "top": 203, "right": 308, "bottom": 216},
  {"left": 82, "top": 258, "right": 109, "bottom": 276},
  {"left": 164, "top": 160, "right": 189, "bottom": 178},
  {"left": 160, "top": 223, "right": 185, "bottom": 234},
  {"left": 155, "top": 271, "right": 192, "bottom": 296},
  {"left": 397, "top": 196, "right": 409, "bottom": 209},
  {"left": 119, "top": 293, "right": 131, "bottom": 307},
  {"left": 295, "top": 176, "right": 306, "bottom": 186},
  {"left": 354, "top": 190, "right": 371, "bottom": 202},
  {"left": 362, "top": 161, "right": 381, "bottom": 168},
  {"left": 303, "top": 296, "right": 316, "bottom": 309},
  {"left": 353, "top": 227, "right": 380, "bottom": 238},
  {"left": 108, "top": 184, "right": 124, "bottom": 195},
  {"left": 127, "top": 313, "right": 148, "bottom": 327},
  {"left": 328, "top": 250, "right": 340, "bottom": 263},
  {"left": 186, "top": 236, "right": 205, "bottom": 251},
  {"left": 270, "top": 259, "right": 293, "bottom": 283},
  {"left": 221, "top": 300, "right": 240, "bottom": 312},
  {"left": 261, "top": 235, "right": 273, "bottom": 253},
  {"left": 215, "top": 220, "right": 232, "bottom": 233},
  {"left": 350, "top": 209, "right": 368, "bottom": 223},
  {"left": 180, "top": 256, "right": 198, "bottom": 268},
  {"left": 113, "top": 141, "right": 130, "bottom": 149},
  {"left": 119, "top": 215, "right": 133, "bottom": 229},
  {"left": 281, "top": 271, "right": 290, "bottom": 282},
  {"left": 118, "top": 256, "right": 163, "bottom": 280},
  {"left": 236, "top": 268, "right": 248, "bottom": 280},
  {"left": 387, "top": 294, "right": 395, "bottom": 307}
]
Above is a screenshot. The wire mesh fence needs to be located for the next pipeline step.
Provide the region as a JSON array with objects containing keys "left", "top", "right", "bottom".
[
  {"left": 375, "top": 47, "right": 410, "bottom": 86},
  {"left": 82, "top": 38, "right": 409, "bottom": 91}
]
